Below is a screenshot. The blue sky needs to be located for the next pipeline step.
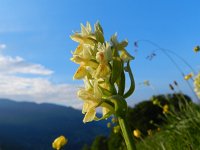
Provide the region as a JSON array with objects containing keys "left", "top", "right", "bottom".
[{"left": 0, "top": 0, "right": 200, "bottom": 108}]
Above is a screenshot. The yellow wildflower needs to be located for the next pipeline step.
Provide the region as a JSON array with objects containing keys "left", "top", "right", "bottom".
[
  {"left": 194, "top": 72, "right": 200, "bottom": 99},
  {"left": 157, "top": 128, "right": 161, "bottom": 132},
  {"left": 163, "top": 104, "right": 169, "bottom": 114},
  {"left": 52, "top": 135, "right": 67, "bottom": 150},
  {"left": 194, "top": 46, "right": 200, "bottom": 53},
  {"left": 184, "top": 73, "right": 193, "bottom": 80},
  {"left": 133, "top": 129, "right": 141, "bottom": 138}
]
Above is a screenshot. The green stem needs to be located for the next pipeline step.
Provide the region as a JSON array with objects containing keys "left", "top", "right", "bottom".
[{"left": 118, "top": 117, "right": 137, "bottom": 150}]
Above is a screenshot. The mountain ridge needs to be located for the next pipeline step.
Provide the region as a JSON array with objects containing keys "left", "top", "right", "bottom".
[{"left": 0, "top": 98, "right": 109, "bottom": 150}]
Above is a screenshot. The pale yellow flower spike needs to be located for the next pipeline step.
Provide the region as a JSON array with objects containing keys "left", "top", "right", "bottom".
[
  {"left": 70, "top": 21, "right": 137, "bottom": 150},
  {"left": 70, "top": 22, "right": 133, "bottom": 123},
  {"left": 52, "top": 135, "right": 67, "bottom": 150}
]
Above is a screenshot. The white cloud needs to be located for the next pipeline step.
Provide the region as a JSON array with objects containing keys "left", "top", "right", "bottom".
[
  {"left": 0, "top": 55, "right": 53, "bottom": 75},
  {"left": 0, "top": 53, "right": 83, "bottom": 109},
  {"left": 0, "top": 44, "right": 6, "bottom": 49},
  {"left": 0, "top": 74, "right": 83, "bottom": 108}
]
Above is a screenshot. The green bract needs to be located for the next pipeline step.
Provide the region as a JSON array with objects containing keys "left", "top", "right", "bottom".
[{"left": 70, "top": 22, "right": 135, "bottom": 123}]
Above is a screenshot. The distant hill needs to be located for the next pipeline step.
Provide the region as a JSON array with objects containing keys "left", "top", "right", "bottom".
[{"left": 0, "top": 99, "right": 109, "bottom": 150}]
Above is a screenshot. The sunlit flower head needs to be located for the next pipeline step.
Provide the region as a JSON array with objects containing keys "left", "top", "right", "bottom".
[
  {"left": 133, "top": 129, "right": 141, "bottom": 138},
  {"left": 52, "top": 135, "right": 67, "bottom": 150},
  {"left": 184, "top": 73, "right": 193, "bottom": 80},
  {"left": 194, "top": 72, "right": 200, "bottom": 99}
]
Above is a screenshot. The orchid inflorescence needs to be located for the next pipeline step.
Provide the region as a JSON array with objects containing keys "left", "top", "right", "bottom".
[{"left": 70, "top": 22, "right": 135, "bottom": 123}]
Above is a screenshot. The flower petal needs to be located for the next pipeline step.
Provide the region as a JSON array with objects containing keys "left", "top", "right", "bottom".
[
  {"left": 70, "top": 34, "right": 96, "bottom": 45},
  {"left": 94, "top": 80, "right": 103, "bottom": 99},
  {"left": 73, "top": 44, "right": 83, "bottom": 55},
  {"left": 83, "top": 107, "right": 96, "bottom": 123},
  {"left": 120, "top": 49, "right": 134, "bottom": 62},
  {"left": 73, "top": 66, "right": 87, "bottom": 79},
  {"left": 102, "top": 107, "right": 110, "bottom": 116},
  {"left": 95, "top": 63, "right": 111, "bottom": 79}
]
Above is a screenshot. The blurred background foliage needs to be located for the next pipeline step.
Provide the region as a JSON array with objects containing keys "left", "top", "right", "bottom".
[{"left": 83, "top": 93, "right": 196, "bottom": 150}]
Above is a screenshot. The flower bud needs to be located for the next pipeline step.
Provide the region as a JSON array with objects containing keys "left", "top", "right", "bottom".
[{"left": 52, "top": 135, "right": 67, "bottom": 150}]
